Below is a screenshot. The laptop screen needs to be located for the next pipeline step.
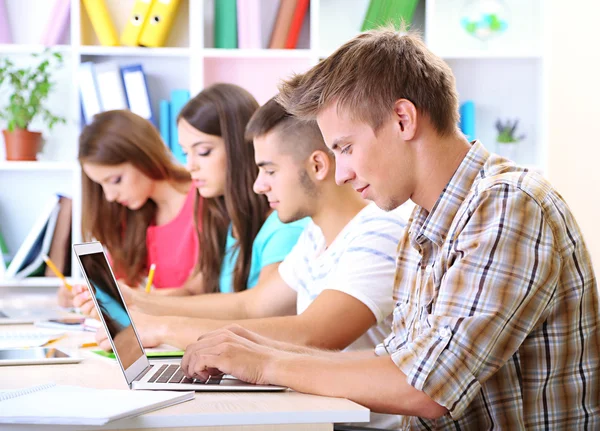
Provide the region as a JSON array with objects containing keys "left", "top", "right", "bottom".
[{"left": 78, "top": 252, "right": 144, "bottom": 369}]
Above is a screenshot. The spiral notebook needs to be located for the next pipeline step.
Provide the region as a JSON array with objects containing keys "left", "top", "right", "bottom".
[{"left": 0, "top": 383, "right": 193, "bottom": 425}]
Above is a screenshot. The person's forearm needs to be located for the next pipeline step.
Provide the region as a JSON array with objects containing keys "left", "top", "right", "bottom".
[
  {"left": 133, "top": 290, "right": 250, "bottom": 319},
  {"left": 268, "top": 354, "right": 447, "bottom": 419}
]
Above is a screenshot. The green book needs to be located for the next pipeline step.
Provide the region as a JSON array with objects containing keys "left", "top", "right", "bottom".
[
  {"left": 361, "top": 0, "right": 420, "bottom": 31},
  {"left": 214, "top": 0, "right": 238, "bottom": 48},
  {"left": 0, "top": 226, "right": 9, "bottom": 266},
  {"left": 92, "top": 350, "right": 185, "bottom": 359}
]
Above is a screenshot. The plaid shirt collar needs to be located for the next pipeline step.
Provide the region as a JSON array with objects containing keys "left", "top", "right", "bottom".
[{"left": 411, "top": 140, "right": 489, "bottom": 249}]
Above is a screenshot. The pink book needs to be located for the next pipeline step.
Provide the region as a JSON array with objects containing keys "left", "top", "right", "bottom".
[
  {"left": 237, "top": 0, "right": 262, "bottom": 49},
  {"left": 0, "top": 0, "right": 11, "bottom": 44},
  {"left": 40, "top": 0, "right": 71, "bottom": 46}
]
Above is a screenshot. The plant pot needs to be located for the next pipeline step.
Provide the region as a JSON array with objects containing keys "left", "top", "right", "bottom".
[
  {"left": 496, "top": 141, "right": 518, "bottom": 161},
  {"left": 2, "top": 128, "right": 42, "bottom": 161}
]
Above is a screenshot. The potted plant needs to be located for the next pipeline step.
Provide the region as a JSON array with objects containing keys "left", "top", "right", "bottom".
[
  {"left": 495, "top": 118, "right": 525, "bottom": 160},
  {"left": 0, "top": 50, "right": 66, "bottom": 161}
]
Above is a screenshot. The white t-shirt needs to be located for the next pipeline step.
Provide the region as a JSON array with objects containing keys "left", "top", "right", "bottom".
[{"left": 278, "top": 202, "right": 407, "bottom": 351}]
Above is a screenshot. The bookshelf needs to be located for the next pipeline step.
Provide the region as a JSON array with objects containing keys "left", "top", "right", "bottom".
[{"left": 0, "top": 0, "right": 547, "bottom": 287}]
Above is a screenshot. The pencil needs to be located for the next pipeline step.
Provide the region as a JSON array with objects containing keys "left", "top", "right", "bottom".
[
  {"left": 43, "top": 254, "right": 72, "bottom": 291},
  {"left": 79, "top": 342, "right": 98, "bottom": 348},
  {"left": 145, "top": 263, "right": 156, "bottom": 293}
]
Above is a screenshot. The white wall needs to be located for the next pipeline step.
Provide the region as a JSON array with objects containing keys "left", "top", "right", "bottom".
[{"left": 547, "top": 0, "right": 600, "bottom": 273}]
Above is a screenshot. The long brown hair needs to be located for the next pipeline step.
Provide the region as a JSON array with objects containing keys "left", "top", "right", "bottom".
[
  {"left": 79, "top": 110, "right": 190, "bottom": 286},
  {"left": 178, "top": 83, "right": 266, "bottom": 293}
]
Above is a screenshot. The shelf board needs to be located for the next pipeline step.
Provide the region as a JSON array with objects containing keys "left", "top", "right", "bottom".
[
  {"left": 203, "top": 48, "right": 315, "bottom": 59},
  {"left": 0, "top": 44, "right": 71, "bottom": 55},
  {"left": 0, "top": 161, "right": 78, "bottom": 171},
  {"left": 79, "top": 46, "right": 191, "bottom": 58},
  {"left": 438, "top": 51, "right": 543, "bottom": 60}
]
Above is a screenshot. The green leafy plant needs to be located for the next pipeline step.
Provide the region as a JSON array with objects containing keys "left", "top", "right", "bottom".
[
  {"left": 0, "top": 50, "right": 66, "bottom": 132},
  {"left": 495, "top": 118, "right": 525, "bottom": 143}
]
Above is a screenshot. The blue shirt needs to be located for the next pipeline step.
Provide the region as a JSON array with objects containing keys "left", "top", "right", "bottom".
[{"left": 219, "top": 212, "right": 308, "bottom": 293}]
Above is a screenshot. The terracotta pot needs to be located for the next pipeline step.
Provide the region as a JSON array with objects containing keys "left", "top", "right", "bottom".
[{"left": 2, "top": 128, "right": 42, "bottom": 161}]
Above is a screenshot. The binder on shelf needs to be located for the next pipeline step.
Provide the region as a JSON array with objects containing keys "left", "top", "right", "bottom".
[
  {"left": 237, "top": 0, "right": 261, "bottom": 49},
  {"left": 81, "top": 0, "right": 119, "bottom": 46},
  {"left": 0, "top": 383, "right": 193, "bottom": 426},
  {"left": 40, "top": 0, "right": 71, "bottom": 46},
  {"left": 170, "top": 89, "right": 190, "bottom": 165},
  {"left": 0, "top": 0, "right": 12, "bottom": 44},
  {"left": 121, "top": 64, "right": 155, "bottom": 126},
  {"left": 5, "top": 195, "right": 61, "bottom": 280},
  {"left": 284, "top": 0, "right": 309, "bottom": 49},
  {"left": 0, "top": 227, "right": 8, "bottom": 277},
  {"left": 44, "top": 195, "right": 72, "bottom": 278},
  {"left": 214, "top": 0, "right": 238, "bottom": 49},
  {"left": 361, "top": 0, "right": 420, "bottom": 31},
  {"left": 78, "top": 62, "right": 102, "bottom": 125},
  {"left": 94, "top": 63, "right": 129, "bottom": 111},
  {"left": 120, "top": 0, "right": 153, "bottom": 47},
  {"left": 269, "top": 0, "right": 297, "bottom": 49},
  {"left": 159, "top": 99, "right": 171, "bottom": 149},
  {"left": 361, "top": 0, "right": 382, "bottom": 32},
  {"left": 139, "top": 0, "right": 181, "bottom": 48},
  {"left": 460, "top": 100, "right": 476, "bottom": 142}
]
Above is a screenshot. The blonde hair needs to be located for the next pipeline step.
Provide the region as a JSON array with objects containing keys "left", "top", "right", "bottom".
[{"left": 277, "top": 27, "right": 460, "bottom": 136}]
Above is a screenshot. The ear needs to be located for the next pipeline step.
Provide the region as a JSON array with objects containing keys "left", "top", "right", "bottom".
[
  {"left": 393, "top": 99, "right": 418, "bottom": 140},
  {"left": 307, "top": 150, "right": 332, "bottom": 182}
]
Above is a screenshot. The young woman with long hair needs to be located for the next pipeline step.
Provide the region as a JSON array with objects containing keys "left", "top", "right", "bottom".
[{"left": 59, "top": 110, "right": 202, "bottom": 306}]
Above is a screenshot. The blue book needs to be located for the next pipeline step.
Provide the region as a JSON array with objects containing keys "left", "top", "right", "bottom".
[
  {"left": 459, "top": 100, "right": 476, "bottom": 142},
  {"left": 159, "top": 99, "right": 170, "bottom": 149},
  {"left": 170, "top": 89, "right": 191, "bottom": 165},
  {"left": 120, "top": 64, "right": 155, "bottom": 126}
]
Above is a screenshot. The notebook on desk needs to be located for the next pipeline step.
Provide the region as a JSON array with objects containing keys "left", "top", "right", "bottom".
[{"left": 73, "top": 241, "right": 286, "bottom": 392}]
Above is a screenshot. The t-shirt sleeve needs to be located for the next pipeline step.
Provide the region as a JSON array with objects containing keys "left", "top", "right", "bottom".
[
  {"left": 278, "top": 225, "right": 313, "bottom": 291},
  {"left": 259, "top": 217, "right": 308, "bottom": 268},
  {"left": 326, "top": 214, "right": 406, "bottom": 323}
]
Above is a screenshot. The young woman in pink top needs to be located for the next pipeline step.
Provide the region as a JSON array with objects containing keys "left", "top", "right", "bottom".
[{"left": 57, "top": 110, "right": 201, "bottom": 306}]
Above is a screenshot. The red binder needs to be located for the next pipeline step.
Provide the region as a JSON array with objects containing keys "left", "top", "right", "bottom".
[{"left": 284, "top": 0, "right": 309, "bottom": 49}]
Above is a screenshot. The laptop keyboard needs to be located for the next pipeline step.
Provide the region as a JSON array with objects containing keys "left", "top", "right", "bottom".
[{"left": 145, "top": 364, "right": 223, "bottom": 385}]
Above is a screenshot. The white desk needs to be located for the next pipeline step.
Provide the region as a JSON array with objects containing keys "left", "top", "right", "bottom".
[{"left": 0, "top": 287, "right": 369, "bottom": 430}]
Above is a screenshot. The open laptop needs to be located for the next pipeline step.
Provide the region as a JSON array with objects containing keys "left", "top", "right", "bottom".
[{"left": 73, "top": 241, "right": 286, "bottom": 392}]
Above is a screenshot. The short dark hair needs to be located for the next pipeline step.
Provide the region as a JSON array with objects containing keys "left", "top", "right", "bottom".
[{"left": 245, "top": 97, "right": 329, "bottom": 161}]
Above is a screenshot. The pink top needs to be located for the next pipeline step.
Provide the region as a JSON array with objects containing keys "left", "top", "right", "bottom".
[{"left": 146, "top": 185, "right": 200, "bottom": 289}]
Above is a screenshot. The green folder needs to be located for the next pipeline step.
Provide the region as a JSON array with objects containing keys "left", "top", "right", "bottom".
[
  {"left": 214, "top": 0, "right": 237, "bottom": 48},
  {"left": 92, "top": 350, "right": 184, "bottom": 359}
]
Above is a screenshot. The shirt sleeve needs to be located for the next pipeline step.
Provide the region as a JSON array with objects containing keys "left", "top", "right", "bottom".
[
  {"left": 326, "top": 216, "right": 405, "bottom": 323},
  {"left": 390, "top": 185, "right": 561, "bottom": 420}
]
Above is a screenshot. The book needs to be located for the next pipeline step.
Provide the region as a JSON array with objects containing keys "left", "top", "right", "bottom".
[
  {"left": 40, "top": 0, "right": 71, "bottom": 46},
  {"left": 0, "top": 383, "right": 193, "bottom": 425},
  {"left": 79, "top": 62, "right": 102, "bottom": 125},
  {"left": 81, "top": 0, "right": 119, "bottom": 46},
  {"left": 5, "top": 195, "right": 60, "bottom": 279},
  {"left": 0, "top": 0, "right": 11, "bottom": 44},
  {"left": 94, "top": 62, "right": 129, "bottom": 111},
  {"left": 121, "top": 64, "right": 155, "bottom": 125},
  {"left": 0, "top": 329, "right": 65, "bottom": 349},
  {"left": 120, "top": 0, "right": 153, "bottom": 47},
  {"left": 214, "top": 0, "right": 238, "bottom": 49},
  {"left": 284, "top": 0, "right": 309, "bottom": 49},
  {"left": 269, "top": 0, "right": 297, "bottom": 49},
  {"left": 159, "top": 99, "right": 171, "bottom": 149},
  {"left": 237, "top": 0, "right": 261, "bottom": 49},
  {"left": 460, "top": 100, "right": 476, "bottom": 142},
  {"left": 169, "top": 89, "right": 190, "bottom": 165},
  {"left": 361, "top": 0, "right": 420, "bottom": 31},
  {"left": 44, "top": 195, "right": 72, "bottom": 278},
  {"left": 0, "top": 225, "right": 8, "bottom": 272},
  {"left": 92, "top": 347, "right": 184, "bottom": 360},
  {"left": 139, "top": 0, "right": 181, "bottom": 48}
]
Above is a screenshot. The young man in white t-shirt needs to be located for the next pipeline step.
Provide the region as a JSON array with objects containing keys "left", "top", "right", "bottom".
[{"left": 87, "top": 99, "right": 407, "bottom": 357}]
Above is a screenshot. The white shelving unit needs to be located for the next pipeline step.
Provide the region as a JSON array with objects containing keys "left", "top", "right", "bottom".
[{"left": 0, "top": 0, "right": 546, "bottom": 287}]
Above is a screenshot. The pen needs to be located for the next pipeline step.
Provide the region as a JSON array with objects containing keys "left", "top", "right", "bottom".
[
  {"left": 79, "top": 342, "right": 98, "bottom": 348},
  {"left": 43, "top": 254, "right": 73, "bottom": 291},
  {"left": 145, "top": 263, "right": 156, "bottom": 293}
]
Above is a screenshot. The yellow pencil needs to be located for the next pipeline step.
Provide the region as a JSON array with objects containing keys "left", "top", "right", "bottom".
[
  {"left": 43, "top": 254, "right": 72, "bottom": 291},
  {"left": 145, "top": 263, "right": 156, "bottom": 293},
  {"left": 79, "top": 342, "right": 98, "bottom": 348}
]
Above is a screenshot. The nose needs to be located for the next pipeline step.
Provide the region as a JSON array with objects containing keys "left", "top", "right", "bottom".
[
  {"left": 185, "top": 154, "right": 197, "bottom": 173},
  {"left": 253, "top": 172, "right": 269, "bottom": 195},
  {"left": 103, "top": 187, "right": 117, "bottom": 203},
  {"left": 334, "top": 158, "right": 355, "bottom": 186}
]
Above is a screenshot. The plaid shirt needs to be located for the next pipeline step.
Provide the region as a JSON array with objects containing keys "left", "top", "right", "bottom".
[{"left": 376, "top": 141, "right": 599, "bottom": 429}]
